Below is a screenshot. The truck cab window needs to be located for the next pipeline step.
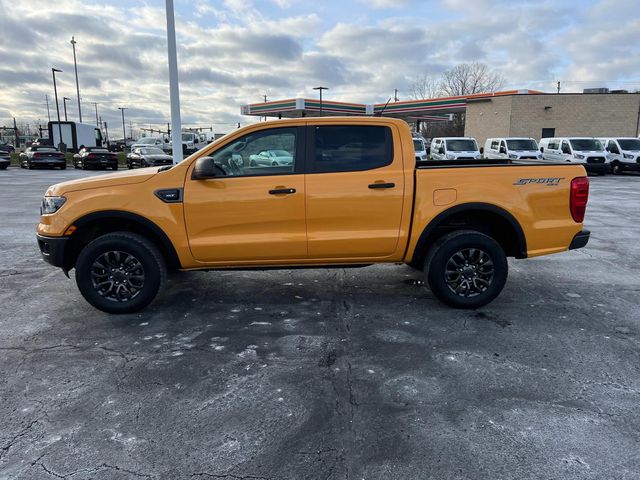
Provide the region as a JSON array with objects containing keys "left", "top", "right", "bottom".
[
  {"left": 208, "top": 127, "right": 297, "bottom": 177},
  {"left": 310, "top": 125, "right": 392, "bottom": 173}
]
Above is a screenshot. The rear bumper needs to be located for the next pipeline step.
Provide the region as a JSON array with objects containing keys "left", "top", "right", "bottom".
[
  {"left": 569, "top": 230, "right": 590, "bottom": 250},
  {"left": 36, "top": 234, "right": 68, "bottom": 268}
]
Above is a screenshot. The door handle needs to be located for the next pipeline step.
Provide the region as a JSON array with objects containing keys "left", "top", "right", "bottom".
[
  {"left": 368, "top": 182, "right": 395, "bottom": 189},
  {"left": 269, "top": 188, "right": 296, "bottom": 195}
]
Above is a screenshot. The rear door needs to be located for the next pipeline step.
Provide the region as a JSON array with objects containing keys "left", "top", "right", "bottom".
[{"left": 304, "top": 123, "right": 405, "bottom": 260}]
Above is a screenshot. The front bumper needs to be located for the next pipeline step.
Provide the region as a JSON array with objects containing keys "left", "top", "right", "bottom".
[
  {"left": 36, "top": 234, "right": 69, "bottom": 268},
  {"left": 617, "top": 161, "right": 640, "bottom": 172},
  {"left": 584, "top": 163, "right": 607, "bottom": 174},
  {"left": 569, "top": 230, "right": 590, "bottom": 250}
]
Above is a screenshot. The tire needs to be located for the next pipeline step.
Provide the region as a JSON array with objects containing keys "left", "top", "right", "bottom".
[
  {"left": 27, "top": 161, "right": 33, "bottom": 170},
  {"left": 60, "top": 164, "right": 66, "bottom": 170},
  {"left": 75, "top": 232, "right": 166, "bottom": 314},
  {"left": 424, "top": 230, "right": 508, "bottom": 309},
  {"left": 611, "top": 162, "right": 621, "bottom": 175}
]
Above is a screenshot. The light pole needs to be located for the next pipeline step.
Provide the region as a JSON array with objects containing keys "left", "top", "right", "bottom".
[
  {"left": 118, "top": 107, "right": 127, "bottom": 149},
  {"left": 313, "top": 86, "right": 329, "bottom": 116},
  {"left": 51, "top": 68, "right": 65, "bottom": 151},
  {"left": 70, "top": 36, "right": 82, "bottom": 123},
  {"left": 91, "top": 102, "right": 99, "bottom": 126},
  {"left": 45, "top": 94, "right": 51, "bottom": 122},
  {"left": 165, "top": 0, "right": 183, "bottom": 164},
  {"left": 63, "top": 97, "right": 70, "bottom": 121}
]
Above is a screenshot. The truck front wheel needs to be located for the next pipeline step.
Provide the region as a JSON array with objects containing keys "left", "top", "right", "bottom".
[
  {"left": 424, "top": 230, "right": 507, "bottom": 309},
  {"left": 75, "top": 232, "right": 166, "bottom": 314}
]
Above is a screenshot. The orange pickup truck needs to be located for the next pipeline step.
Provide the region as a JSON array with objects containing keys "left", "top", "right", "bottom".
[{"left": 36, "top": 117, "right": 590, "bottom": 313}]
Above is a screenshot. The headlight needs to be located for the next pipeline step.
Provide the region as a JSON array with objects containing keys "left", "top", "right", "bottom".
[
  {"left": 508, "top": 153, "right": 518, "bottom": 159},
  {"left": 40, "top": 196, "right": 66, "bottom": 215},
  {"left": 624, "top": 153, "right": 634, "bottom": 159},
  {"left": 537, "top": 154, "right": 542, "bottom": 159},
  {"left": 574, "top": 153, "right": 585, "bottom": 160}
]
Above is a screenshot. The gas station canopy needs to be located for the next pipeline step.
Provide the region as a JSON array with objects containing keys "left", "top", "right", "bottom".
[{"left": 241, "top": 89, "right": 541, "bottom": 122}]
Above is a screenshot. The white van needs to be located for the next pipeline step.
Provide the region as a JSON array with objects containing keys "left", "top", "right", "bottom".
[
  {"left": 413, "top": 135, "right": 428, "bottom": 162},
  {"left": 430, "top": 137, "right": 481, "bottom": 161},
  {"left": 600, "top": 137, "right": 640, "bottom": 175},
  {"left": 538, "top": 137, "right": 608, "bottom": 175},
  {"left": 483, "top": 138, "right": 541, "bottom": 161}
]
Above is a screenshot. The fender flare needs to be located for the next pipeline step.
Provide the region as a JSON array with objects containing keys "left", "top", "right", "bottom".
[
  {"left": 70, "top": 210, "right": 181, "bottom": 269},
  {"left": 412, "top": 202, "right": 528, "bottom": 261}
]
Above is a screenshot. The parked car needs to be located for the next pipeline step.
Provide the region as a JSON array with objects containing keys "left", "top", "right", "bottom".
[
  {"left": 73, "top": 147, "right": 118, "bottom": 170},
  {"left": 32, "top": 138, "right": 51, "bottom": 147},
  {"left": 248, "top": 149, "right": 293, "bottom": 166},
  {"left": 483, "top": 138, "right": 542, "bottom": 161},
  {"left": 600, "top": 137, "right": 640, "bottom": 175},
  {"left": 0, "top": 141, "right": 15, "bottom": 153},
  {"left": 413, "top": 136, "right": 428, "bottom": 162},
  {"left": 130, "top": 136, "right": 167, "bottom": 153},
  {"left": 539, "top": 137, "right": 607, "bottom": 175},
  {"left": 127, "top": 147, "right": 173, "bottom": 169},
  {"left": 0, "top": 152, "right": 10, "bottom": 170},
  {"left": 430, "top": 137, "right": 481, "bottom": 160},
  {"left": 36, "top": 117, "right": 590, "bottom": 314},
  {"left": 19, "top": 146, "right": 66, "bottom": 169}
]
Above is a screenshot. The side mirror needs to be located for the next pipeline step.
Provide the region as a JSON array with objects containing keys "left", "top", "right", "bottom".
[
  {"left": 479, "top": 147, "right": 484, "bottom": 154},
  {"left": 499, "top": 146, "right": 506, "bottom": 154},
  {"left": 540, "top": 147, "right": 544, "bottom": 153},
  {"left": 192, "top": 157, "right": 225, "bottom": 179},
  {"left": 438, "top": 147, "right": 445, "bottom": 154}
]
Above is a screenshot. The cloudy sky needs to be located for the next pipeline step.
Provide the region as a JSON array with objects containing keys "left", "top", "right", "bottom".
[{"left": 1, "top": 0, "right": 639, "bottom": 136}]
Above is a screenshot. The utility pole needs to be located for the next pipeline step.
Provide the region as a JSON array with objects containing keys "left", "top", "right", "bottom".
[
  {"left": 394, "top": 88, "right": 399, "bottom": 102},
  {"left": 51, "top": 67, "right": 64, "bottom": 151},
  {"left": 90, "top": 102, "right": 99, "bottom": 126},
  {"left": 557, "top": 81, "right": 561, "bottom": 94},
  {"left": 13, "top": 117, "right": 19, "bottom": 149},
  {"left": 313, "top": 86, "right": 329, "bottom": 116},
  {"left": 63, "top": 97, "right": 70, "bottom": 121},
  {"left": 165, "top": 0, "right": 183, "bottom": 164},
  {"left": 45, "top": 94, "right": 51, "bottom": 122},
  {"left": 118, "top": 107, "right": 127, "bottom": 145},
  {"left": 262, "top": 94, "right": 268, "bottom": 121},
  {"left": 129, "top": 120, "right": 133, "bottom": 140},
  {"left": 70, "top": 36, "right": 82, "bottom": 122}
]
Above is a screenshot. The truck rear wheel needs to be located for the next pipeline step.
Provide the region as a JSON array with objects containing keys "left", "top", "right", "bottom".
[
  {"left": 75, "top": 232, "right": 166, "bottom": 314},
  {"left": 424, "top": 230, "right": 507, "bottom": 309}
]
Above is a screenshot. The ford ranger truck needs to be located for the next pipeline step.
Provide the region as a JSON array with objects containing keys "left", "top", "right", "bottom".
[{"left": 36, "top": 117, "right": 590, "bottom": 314}]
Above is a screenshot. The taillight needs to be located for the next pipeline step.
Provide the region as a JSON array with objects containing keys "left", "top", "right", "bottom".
[
  {"left": 33, "top": 153, "right": 42, "bottom": 158},
  {"left": 87, "top": 154, "right": 96, "bottom": 159},
  {"left": 570, "top": 176, "right": 589, "bottom": 223}
]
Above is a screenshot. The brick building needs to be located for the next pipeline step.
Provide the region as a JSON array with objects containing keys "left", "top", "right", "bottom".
[{"left": 465, "top": 93, "right": 640, "bottom": 146}]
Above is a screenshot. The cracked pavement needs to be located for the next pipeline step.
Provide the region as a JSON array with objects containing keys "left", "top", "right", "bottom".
[{"left": 0, "top": 168, "right": 639, "bottom": 479}]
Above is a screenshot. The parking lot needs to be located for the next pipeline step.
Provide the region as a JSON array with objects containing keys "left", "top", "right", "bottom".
[{"left": 0, "top": 167, "right": 639, "bottom": 479}]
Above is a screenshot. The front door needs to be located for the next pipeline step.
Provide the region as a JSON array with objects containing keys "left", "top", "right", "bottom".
[
  {"left": 304, "top": 124, "right": 405, "bottom": 260},
  {"left": 184, "top": 126, "right": 307, "bottom": 264}
]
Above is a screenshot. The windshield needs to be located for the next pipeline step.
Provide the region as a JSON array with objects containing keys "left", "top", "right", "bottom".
[
  {"left": 446, "top": 139, "right": 477, "bottom": 152},
  {"left": 413, "top": 139, "right": 425, "bottom": 151},
  {"left": 618, "top": 139, "right": 640, "bottom": 150},
  {"left": 182, "top": 133, "right": 195, "bottom": 142},
  {"left": 34, "top": 147, "right": 57, "bottom": 151},
  {"left": 570, "top": 139, "right": 603, "bottom": 151},
  {"left": 506, "top": 139, "right": 538, "bottom": 151},
  {"left": 140, "top": 147, "right": 165, "bottom": 155},
  {"left": 88, "top": 148, "right": 109, "bottom": 153},
  {"left": 138, "top": 138, "right": 158, "bottom": 144},
  {"left": 271, "top": 150, "right": 291, "bottom": 156}
]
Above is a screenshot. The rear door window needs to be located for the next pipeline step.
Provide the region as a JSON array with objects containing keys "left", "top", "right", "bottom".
[{"left": 308, "top": 125, "right": 393, "bottom": 173}]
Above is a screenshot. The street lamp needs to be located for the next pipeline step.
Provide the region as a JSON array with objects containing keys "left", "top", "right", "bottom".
[
  {"left": 63, "top": 97, "right": 70, "bottom": 121},
  {"left": 118, "top": 107, "right": 127, "bottom": 151},
  {"left": 70, "top": 36, "right": 82, "bottom": 123},
  {"left": 165, "top": 0, "right": 183, "bottom": 165},
  {"left": 51, "top": 68, "right": 65, "bottom": 151},
  {"left": 90, "top": 102, "right": 99, "bottom": 126},
  {"left": 313, "top": 86, "right": 329, "bottom": 116}
]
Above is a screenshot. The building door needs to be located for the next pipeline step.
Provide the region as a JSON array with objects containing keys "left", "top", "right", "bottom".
[{"left": 541, "top": 128, "right": 555, "bottom": 139}]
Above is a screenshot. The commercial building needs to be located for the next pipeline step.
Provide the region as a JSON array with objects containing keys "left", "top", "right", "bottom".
[
  {"left": 241, "top": 91, "right": 640, "bottom": 143},
  {"left": 465, "top": 92, "right": 640, "bottom": 146}
]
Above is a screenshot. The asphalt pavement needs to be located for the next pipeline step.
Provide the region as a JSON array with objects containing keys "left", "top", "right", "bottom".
[{"left": 1, "top": 167, "right": 639, "bottom": 479}]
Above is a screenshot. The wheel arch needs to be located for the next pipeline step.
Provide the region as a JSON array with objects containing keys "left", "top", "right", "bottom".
[
  {"left": 63, "top": 210, "right": 181, "bottom": 272},
  {"left": 410, "top": 202, "right": 527, "bottom": 268}
]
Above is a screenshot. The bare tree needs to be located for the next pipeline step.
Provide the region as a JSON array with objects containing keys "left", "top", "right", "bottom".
[
  {"left": 439, "top": 62, "right": 505, "bottom": 97},
  {"left": 410, "top": 74, "right": 442, "bottom": 100}
]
